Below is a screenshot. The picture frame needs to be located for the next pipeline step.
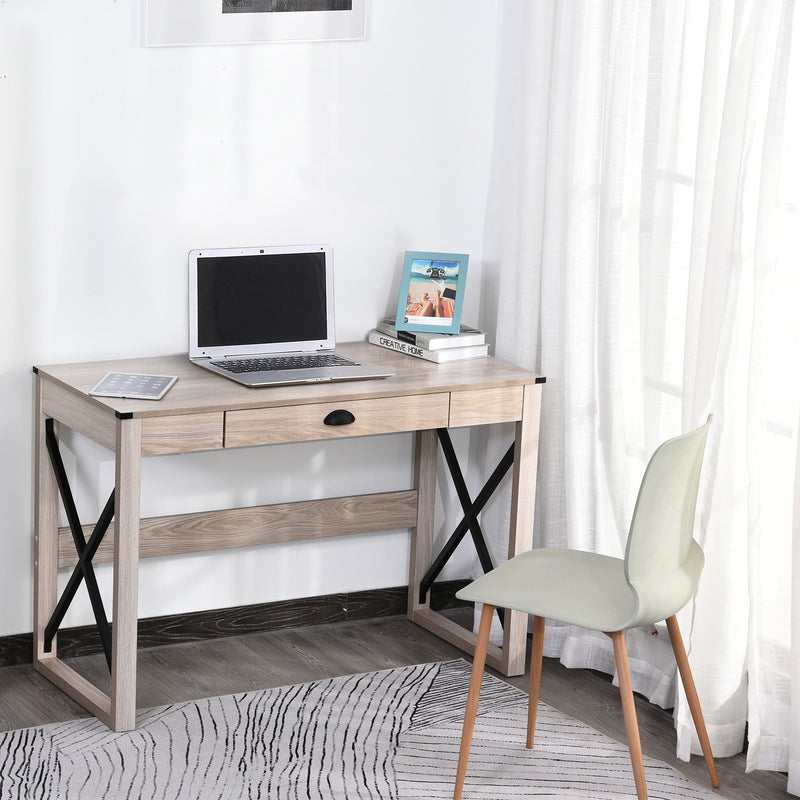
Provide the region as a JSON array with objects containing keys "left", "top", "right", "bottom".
[
  {"left": 395, "top": 251, "right": 469, "bottom": 335},
  {"left": 144, "top": 0, "right": 366, "bottom": 47}
]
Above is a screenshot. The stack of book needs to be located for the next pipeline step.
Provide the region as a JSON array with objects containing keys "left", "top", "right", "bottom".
[{"left": 368, "top": 317, "right": 489, "bottom": 363}]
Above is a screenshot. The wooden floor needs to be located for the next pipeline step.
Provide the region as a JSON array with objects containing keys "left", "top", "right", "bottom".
[{"left": 0, "top": 616, "right": 788, "bottom": 800}]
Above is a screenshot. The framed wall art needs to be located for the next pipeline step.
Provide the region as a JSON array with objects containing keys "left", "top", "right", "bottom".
[
  {"left": 395, "top": 251, "right": 469, "bottom": 335},
  {"left": 144, "top": 0, "right": 367, "bottom": 47}
]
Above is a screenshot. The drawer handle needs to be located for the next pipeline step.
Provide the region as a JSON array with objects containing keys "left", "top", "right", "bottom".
[{"left": 324, "top": 409, "right": 356, "bottom": 426}]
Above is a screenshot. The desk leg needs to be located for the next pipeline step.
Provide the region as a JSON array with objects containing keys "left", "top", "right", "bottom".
[
  {"left": 34, "top": 404, "right": 142, "bottom": 731},
  {"left": 33, "top": 390, "right": 128, "bottom": 726},
  {"left": 500, "top": 382, "right": 543, "bottom": 673},
  {"left": 110, "top": 416, "right": 142, "bottom": 732},
  {"left": 408, "top": 429, "right": 438, "bottom": 619},
  {"left": 33, "top": 380, "right": 59, "bottom": 669},
  {"left": 409, "top": 383, "right": 543, "bottom": 676}
]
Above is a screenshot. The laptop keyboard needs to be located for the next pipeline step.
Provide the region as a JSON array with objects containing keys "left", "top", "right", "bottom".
[{"left": 211, "top": 353, "right": 358, "bottom": 374}]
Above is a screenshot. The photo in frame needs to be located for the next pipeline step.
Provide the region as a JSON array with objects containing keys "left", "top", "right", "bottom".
[
  {"left": 395, "top": 251, "right": 469, "bottom": 335},
  {"left": 144, "top": 0, "right": 366, "bottom": 47}
]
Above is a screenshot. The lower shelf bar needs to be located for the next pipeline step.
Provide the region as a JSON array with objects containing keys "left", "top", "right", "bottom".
[
  {"left": 35, "top": 656, "right": 113, "bottom": 725},
  {"left": 57, "top": 490, "right": 419, "bottom": 568}
]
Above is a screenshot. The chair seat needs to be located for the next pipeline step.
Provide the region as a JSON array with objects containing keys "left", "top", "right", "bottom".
[{"left": 456, "top": 548, "right": 637, "bottom": 632}]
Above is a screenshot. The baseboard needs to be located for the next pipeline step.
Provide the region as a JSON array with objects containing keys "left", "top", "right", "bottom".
[{"left": 0, "top": 581, "right": 469, "bottom": 669}]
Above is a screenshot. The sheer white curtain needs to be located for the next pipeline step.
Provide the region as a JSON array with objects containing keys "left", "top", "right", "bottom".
[{"left": 478, "top": 0, "right": 800, "bottom": 790}]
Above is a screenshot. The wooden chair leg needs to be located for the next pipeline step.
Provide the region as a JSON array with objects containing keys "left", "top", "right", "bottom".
[
  {"left": 610, "top": 630, "right": 648, "bottom": 800},
  {"left": 454, "top": 603, "right": 495, "bottom": 800},
  {"left": 527, "top": 615, "right": 545, "bottom": 748},
  {"left": 665, "top": 615, "right": 720, "bottom": 787}
]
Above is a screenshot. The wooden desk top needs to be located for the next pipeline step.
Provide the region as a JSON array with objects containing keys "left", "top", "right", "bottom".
[{"left": 34, "top": 341, "right": 544, "bottom": 420}]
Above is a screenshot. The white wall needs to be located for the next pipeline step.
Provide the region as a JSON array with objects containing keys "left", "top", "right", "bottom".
[{"left": 0, "top": 0, "right": 502, "bottom": 635}]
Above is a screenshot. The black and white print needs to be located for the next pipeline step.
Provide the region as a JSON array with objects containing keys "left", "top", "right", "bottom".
[{"left": 222, "top": 1, "right": 352, "bottom": 13}]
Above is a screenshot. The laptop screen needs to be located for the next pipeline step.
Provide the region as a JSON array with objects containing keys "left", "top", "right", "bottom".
[{"left": 189, "top": 244, "right": 335, "bottom": 358}]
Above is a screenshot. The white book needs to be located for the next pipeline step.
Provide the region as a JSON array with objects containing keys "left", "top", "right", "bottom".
[
  {"left": 368, "top": 330, "right": 490, "bottom": 363},
  {"left": 375, "top": 317, "right": 486, "bottom": 350}
]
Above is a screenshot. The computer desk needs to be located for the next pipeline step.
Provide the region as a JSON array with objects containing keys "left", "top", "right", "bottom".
[{"left": 32, "top": 341, "right": 544, "bottom": 731}]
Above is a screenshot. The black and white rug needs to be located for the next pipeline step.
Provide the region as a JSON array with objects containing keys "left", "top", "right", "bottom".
[{"left": 0, "top": 660, "right": 724, "bottom": 799}]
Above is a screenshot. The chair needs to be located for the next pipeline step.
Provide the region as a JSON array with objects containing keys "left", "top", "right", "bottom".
[{"left": 453, "top": 416, "right": 719, "bottom": 800}]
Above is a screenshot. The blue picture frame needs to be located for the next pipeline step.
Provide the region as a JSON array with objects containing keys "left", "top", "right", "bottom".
[{"left": 395, "top": 251, "right": 469, "bottom": 335}]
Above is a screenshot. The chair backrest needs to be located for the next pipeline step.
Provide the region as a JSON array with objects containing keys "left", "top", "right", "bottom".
[{"left": 623, "top": 415, "right": 712, "bottom": 628}]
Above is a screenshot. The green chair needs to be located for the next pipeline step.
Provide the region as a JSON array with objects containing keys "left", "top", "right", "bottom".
[{"left": 453, "top": 416, "right": 719, "bottom": 800}]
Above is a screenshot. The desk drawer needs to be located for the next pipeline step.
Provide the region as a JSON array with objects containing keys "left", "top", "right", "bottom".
[
  {"left": 449, "top": 386, "right": 524, "bottom": 427},
  {"left": 225, "top": 393, "right": 450, "bottom": 447}
]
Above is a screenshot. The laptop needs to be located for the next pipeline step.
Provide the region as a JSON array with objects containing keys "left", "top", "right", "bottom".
[{"left": 188, "top": 244, "right": 393, "bottom": 387}]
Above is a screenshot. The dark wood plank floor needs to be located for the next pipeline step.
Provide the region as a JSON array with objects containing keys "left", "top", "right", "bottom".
[{"left": 0, "top": 616, "right": 788, "bottom": 799}]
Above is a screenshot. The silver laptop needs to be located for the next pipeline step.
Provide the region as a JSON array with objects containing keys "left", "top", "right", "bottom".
[{"left": 188, "top": 244, "right": 393, "bottom": 387}]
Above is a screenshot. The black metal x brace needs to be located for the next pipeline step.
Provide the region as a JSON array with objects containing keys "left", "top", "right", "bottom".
[
  {"left": 418, "top": 429, "right": 515, "bottom": 626},
  {"left": 44, "top": 419, "right": 114, "bottom": 672}
]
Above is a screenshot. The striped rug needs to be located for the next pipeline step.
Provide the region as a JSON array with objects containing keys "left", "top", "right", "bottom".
[{"left": 0, "top": 659, "right": 724, "bottom": 799}]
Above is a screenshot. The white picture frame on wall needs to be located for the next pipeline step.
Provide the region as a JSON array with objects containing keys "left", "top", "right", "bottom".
[{"left": 145, "top": 0, "right": 366, "bottom": 47}]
